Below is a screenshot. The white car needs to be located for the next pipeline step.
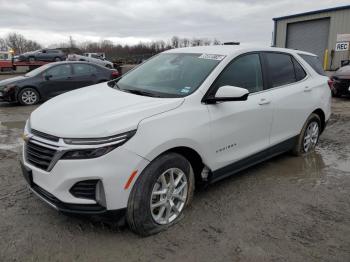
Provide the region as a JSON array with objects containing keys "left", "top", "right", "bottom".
[
  {"left": 67, "top": 53, "right": 114, "bottom": 69},
  {"left": 21, "top": 45, "right": 331, "bottom": 236}
]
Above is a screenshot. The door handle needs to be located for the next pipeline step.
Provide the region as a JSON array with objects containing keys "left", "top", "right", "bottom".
[
  {"left": 304, "top": 86, "right": 313, "bottom": 92},
  {"left": 258, "top": 98, "right": 270, "bottom": 105}
]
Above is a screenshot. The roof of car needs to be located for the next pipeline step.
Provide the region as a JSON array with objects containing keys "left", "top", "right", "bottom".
[{"left": 165, "top": 45, "right": 317, "bottom": 57}]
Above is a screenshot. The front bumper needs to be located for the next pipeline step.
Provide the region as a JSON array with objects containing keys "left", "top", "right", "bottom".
[{"left": 21, "top": 138, "right": 150, "bottom": 212}]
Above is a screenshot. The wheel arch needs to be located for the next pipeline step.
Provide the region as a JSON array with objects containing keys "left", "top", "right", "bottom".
[
  {"left": 155, "top": 146, "right": 206, "bottom": 186},
  {"left": 312, "top": 108, "right": 326, "bottom": 132}
]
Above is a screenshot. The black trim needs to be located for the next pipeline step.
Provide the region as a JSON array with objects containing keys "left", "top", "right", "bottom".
[
  {"left": 273, "top": 20, "right": 277, "bottom": 47},
  {"left": 209, "top": 136, "right": 297, "bottom": 183},
  {"left": 273, "top": 5, "right": 350, "bottom": 21}
]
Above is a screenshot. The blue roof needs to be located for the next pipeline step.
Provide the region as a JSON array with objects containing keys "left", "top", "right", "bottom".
[{"left": 273, "top": 5, "right": 350, "bottom": 21}]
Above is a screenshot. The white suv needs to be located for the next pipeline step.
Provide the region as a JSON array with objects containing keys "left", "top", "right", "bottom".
[{"left": 21, "top": 45, "right": 331, "bottom": 236}]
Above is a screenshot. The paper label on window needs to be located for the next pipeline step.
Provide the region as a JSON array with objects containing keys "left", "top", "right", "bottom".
[{"left": 199, "top": 54, "right": 226, "bottom": 60}]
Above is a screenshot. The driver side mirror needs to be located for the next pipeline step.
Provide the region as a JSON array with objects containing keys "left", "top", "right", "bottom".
[
  {"left": 44, "top": 74, "right": 53, "bottom": 80},
  {"left": 203, "top": 85, "right": 249, "bottom": 104}
]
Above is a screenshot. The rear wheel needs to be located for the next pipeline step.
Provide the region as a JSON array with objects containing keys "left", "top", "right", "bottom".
[
  {"left": 18, "top": 88, "right": 40, "bottom": 105},
  {"left": 105, "top": 64, "right": 112, "bottom": 69},
  {"left": 28, "top": 57, "right": 35, "bottom": 62},
  {"left": 126, "top": 153, "right": 195, "bottom": 236},
  {"left": 292, "top": 113, "right": 321, "bottom": 156},
  {"left": 54, "top": 57, "right": 61, "bottom": 62}
]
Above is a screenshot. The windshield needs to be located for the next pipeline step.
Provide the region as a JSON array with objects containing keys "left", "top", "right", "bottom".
[
  {"left": 25, "top": 64, "right": 51, "bottom": 77},
  {"left": 114, "top": 53, "right": 223, "bottom": 97}
]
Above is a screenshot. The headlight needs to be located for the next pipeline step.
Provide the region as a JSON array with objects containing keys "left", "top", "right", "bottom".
[
  {"left": 3, "top": 84, "right": 16, "bottom": 92},
  {"left": 62, "top": 130, "right": 136, "bottom": 159},
  {"left": 62, "top": 145, "right": 118, "bottom": 159}
]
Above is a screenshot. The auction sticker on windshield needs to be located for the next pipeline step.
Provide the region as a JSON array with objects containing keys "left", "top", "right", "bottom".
[{"left": 199, "top": 54, "right": 226, "bottom": 60}]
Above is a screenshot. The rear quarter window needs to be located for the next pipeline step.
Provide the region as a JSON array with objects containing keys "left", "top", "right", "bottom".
[{"left": 299, "top": 54, "right": 326, "bottom": 76}]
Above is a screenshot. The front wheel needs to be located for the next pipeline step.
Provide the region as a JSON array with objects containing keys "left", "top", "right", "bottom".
[
  {"left": 54, "top": 57, "right": 61, "bottom": 62},
  {"left": 18, "top": 88, "right": 40, "bottom": 105},
  {"left": 126, "top": 153, "right": 195, "bottom": 236},
  {"left": 292, "top": 113, "right": 321, "bottom": 156}
]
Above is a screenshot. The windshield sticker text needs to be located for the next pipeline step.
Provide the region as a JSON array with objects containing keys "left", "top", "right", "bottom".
[{"left": 199, "top": 54, "right": 226, "bottom": 61}]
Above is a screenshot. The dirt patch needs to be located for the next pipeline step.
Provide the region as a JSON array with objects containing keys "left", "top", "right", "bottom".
[{"left": 0, "top": 98, "right": 349, "bottom": 261}]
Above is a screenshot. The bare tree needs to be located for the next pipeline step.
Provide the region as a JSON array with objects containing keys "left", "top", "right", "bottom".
[
  {"left": 171, "top": 36, "right": 180, "bottom": 48},
  {"left": 4, "top": 33, "right": 41, "bottom": 54}
]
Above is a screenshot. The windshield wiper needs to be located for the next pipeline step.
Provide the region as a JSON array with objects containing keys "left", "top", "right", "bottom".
[{"left": 122, "top": 89, "right": 160, "bottom": 97}]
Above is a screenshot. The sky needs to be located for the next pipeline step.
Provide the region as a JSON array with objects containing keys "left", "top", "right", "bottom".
[{"left": 0, "top": 0, "right": 349, "bottom": 47}]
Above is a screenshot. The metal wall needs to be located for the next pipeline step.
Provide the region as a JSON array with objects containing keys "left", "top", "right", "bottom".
[{"left": 275, "top": 8, "right": 350, "bottom": 70}]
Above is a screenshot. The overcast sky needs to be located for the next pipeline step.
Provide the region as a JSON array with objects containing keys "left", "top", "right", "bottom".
[{"left": 0, "top": 0, "right": 349, "bottom": 47}]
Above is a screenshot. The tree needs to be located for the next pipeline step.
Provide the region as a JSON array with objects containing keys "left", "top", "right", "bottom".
[
  {"left": 4, "top": 32, "right": 41, "bottom": 54},
  {"left": 171, "top": 36, "right": 180, "bottom": 48}
]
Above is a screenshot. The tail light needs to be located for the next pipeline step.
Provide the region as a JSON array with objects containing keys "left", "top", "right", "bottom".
[
  {"left": 327, "top": 77, "right": 334, "bottom": 89},
  {"left": 111, "top": 70, "right": 120, "bottom": 79}
]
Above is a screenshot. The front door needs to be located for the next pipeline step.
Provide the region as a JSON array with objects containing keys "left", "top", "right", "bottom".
[
  {"left": 206, "top": 53, "right": 273, "bottom": 172},
  {"left": 40, "top": 64, "right": 74, "bottom": 98}
]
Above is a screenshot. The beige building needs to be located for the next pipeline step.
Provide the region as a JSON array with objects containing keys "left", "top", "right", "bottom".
[{"left": 273, "top": 5, "right": 350, "bottom": 70}]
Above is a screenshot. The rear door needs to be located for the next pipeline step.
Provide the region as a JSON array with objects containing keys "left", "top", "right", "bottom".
[
  {"left": 71, "top": 63, "right": 98, "bottom": 88},
  {"left": 261, "top": 52, "right": 311, "bottom": 145},
  {"left": 207, "top": 53, "right": 273, "bottom": 172},
  {"left": 39, "top": 64, "right": 74, "bottom": 97}
]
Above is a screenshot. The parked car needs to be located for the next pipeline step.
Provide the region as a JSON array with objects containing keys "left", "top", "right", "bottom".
[
  {"left": 18, "top": 49, "right": 66, "bottom": 62},
  {"left": 67, "top": 53, "right": 114, "bottom": 68},
  {"left": 329, "top": 65, "right": 350, "bottom": 97},
  {"left": 20, "top": 46, "right": 331, "bottom": 236},
  {"left": 0, "top": 61, "right": 119, "bottom": 105}
]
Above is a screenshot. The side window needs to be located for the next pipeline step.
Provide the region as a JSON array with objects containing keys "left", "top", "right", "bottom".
[
  {"left": 73, "top": 64, "right": 95, "bottom": 76},
  {"left": 45, "top": 65, "right": 71, "bottom": 79},
  {"left": 265, "top": 53, "right": 296, "bottom": 88},
  {"left": 292, "top": 57, "right": 307, "bottom": 81},
  {"left": 214, "top": 53, "right": 263, "bottom": 93},
  {"left": 299, "top": 54, "right": 326, "bottom": 76}
]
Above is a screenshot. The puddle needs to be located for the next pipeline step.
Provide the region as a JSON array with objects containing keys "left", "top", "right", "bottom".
[{"left": 0, "top": 121, "right": 26, "bottom": 129}]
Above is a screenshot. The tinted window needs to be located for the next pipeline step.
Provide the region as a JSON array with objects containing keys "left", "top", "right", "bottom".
[
  {"left": 45, "top": 64, "right": 71, "bottom": 79},
  {"left": 299, "top": 54, "right": 326, "bottom": 76},
  {"left": 265, "top": 53, "right": 296, "bottom": 88},
  {"left": 73, "top": 64, "right": 96, "bottom": 75},
  {"left": 214, "top": 54, "right": 263, "bottom": 93},
  {"left": 292, "top": 57, "right": 307, "bottom": 81}
]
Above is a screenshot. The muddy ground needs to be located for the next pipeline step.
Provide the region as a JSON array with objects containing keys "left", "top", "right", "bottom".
[{"left": 0, "top": 97, "right": 349, "bottom": 262}]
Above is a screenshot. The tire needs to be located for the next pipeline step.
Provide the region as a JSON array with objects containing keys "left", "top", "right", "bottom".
[
  {"left": 18, "top": 88, "right": 40, "bottom": 105},
  {"left": 54, "top": 57, "right": 61, "bottom": 62},
  {"left": 127, "top": 153, "right": 195, "bottom": 236},
  {"left": 28, "top": 57, "right": 35, "bottom": 62},
  {"left": 292, "top": 113, "right": 321, "bottom": 156},
  {"left": 105, "top": 64, "right": 112, "bottom": 69}
]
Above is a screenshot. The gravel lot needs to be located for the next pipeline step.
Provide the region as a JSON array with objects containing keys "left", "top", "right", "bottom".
[{"left": 0, "top": 94, "right": 349, "bottom": 261}]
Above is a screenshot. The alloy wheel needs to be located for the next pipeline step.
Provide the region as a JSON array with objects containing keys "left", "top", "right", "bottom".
[
  {"left": 150, "top": 168, "right": 188, "bottom": 225},
  {"left": 303, "top": 121, "right": 319, "bottom": 152},
  {"left": 21, "top": 90, "right": 38, "bottom": 105}
]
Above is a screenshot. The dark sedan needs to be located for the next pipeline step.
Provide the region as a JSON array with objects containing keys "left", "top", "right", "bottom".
[
  {"left": 0, "top": 61, "right": 119, "bottom": 105},
  {"left": 18, "top": 49, "right": 66, "bottom": 62},
  {"left": 329, "top": 65, "right": 350, "bottom": 97}
]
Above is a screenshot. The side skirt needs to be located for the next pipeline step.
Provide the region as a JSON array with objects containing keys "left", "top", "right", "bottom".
[{"left": 209, "top": 136, "right": 298, "bottom": 184}]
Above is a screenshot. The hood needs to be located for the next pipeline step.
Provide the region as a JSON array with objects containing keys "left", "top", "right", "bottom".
[
  {"left": 333, "top": 66, "right": 350, "bottom": 79},
  {"left": 0, "top": 76, "right": 28, "bottom": 89},
  {"left": 30, "top": 83, "right": 184, "bottom": 138}
]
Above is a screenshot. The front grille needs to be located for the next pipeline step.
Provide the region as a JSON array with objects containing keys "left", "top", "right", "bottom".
[
  {"left": 25, "top": 141, "right": 57, "bottom": 171},
  {"left": 31, "top": 129, "right": 59, "bottom": 142},
  {"left": 70, "top": 180, "right": 99, "bottom": 200}
]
